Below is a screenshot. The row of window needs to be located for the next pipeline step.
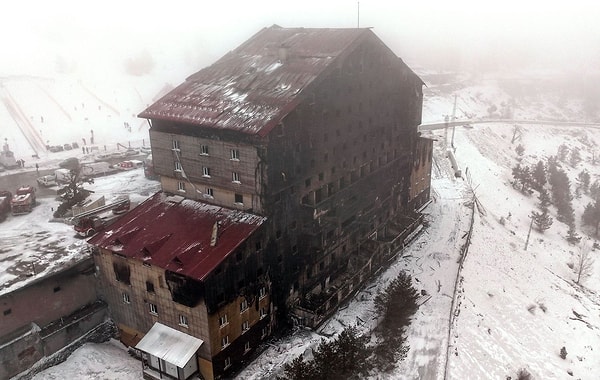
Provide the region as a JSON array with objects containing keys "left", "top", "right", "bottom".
[
  {"left": 122, "top": 293, "right": 190, "bottom": 327},
  {"left": 222, "top": 327, "right": 269, "bottom": 370},
  {"left": 175, "top": 162, "right": 242, "bottom": 184},
  {"left": 176, "top": 182, "right": 244, "bottom": 204},
  {"left": 172, "top": 140, "right": 241, "bottom": 161}
]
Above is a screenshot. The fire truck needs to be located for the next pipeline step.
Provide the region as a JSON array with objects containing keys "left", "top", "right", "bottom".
[
  {"left": 0, "top": 191, "right": 12, "bottom": 221},
  {"left": 10, "top": 186, "right": 36, "bottom": 215}
]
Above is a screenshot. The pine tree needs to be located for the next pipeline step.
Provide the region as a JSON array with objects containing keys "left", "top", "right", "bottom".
[
  {"left": 557, "top": 144, "right": 569, "bottom": 162},
  {"left": 532, "top": 209, "right": 553, "bottom": 232},
  {"left": 569, "top": 149, "right": 582, "bottom": 167},
  {"left": 567, "top": 224, "right": 581, "bottom": 244},
  {"left": 590, "top": 180, "right": 600, "bottom": 200},
  {"left": 576, "top": 170, "right": 591, "bottom": 193},
  {"left": 582, "top": 201, "right": 600, "bottom": 236},
  {"left": 538, "top": 188, "right": 552, "bottom": 209},
  {"left": 532, "top": 160, "right": 547, "bottom": 191}
]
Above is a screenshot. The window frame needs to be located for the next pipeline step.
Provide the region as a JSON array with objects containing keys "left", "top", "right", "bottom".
[
  {"left": 149, "top": 303, "right": 158, "bottom": 315},
  {"left": 232, "top": 172, "right": 241, "bottom": 183},
  {"left": 202, "top": 167, "right": 211, "bottom": 178},
  {"left": 179, "top": 314, "right": 189, "bottom": 328},
  {"left": 240, "top": 299, "right": 249, "bottom": 313},
  {"left": 174, "top": 160, "right": 182, "bottom": 172},
  {"left": 172, "top": 140, "right": 180, "bottom": 151},
  {"left": 230, "top": 148, "right": 240, "bottom": 161},
  {"left": 241, "top": 320, "right": 249, "bottom": 333},
  {"left": 219, "top": 314, "right": 229, "bottom": 327},
  {"left": 221, "top": 335, "right": 230, "bottom": 350},
  {"left": 122, "top": 292, "right": 130, "bottom": 304},
  {"left": 177, "top": 181, "right": 185, "bottom": 192},
  {"left": 200, "top": 144, "right": 209, "bottom": 155}
]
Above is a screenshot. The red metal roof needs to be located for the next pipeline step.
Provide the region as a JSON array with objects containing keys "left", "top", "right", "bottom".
[
  {"left": 88, "top": 192, "right": 266, "bottom": 281},
  {"left": 138, "top": 25, "right": 369, "bottom": 136}
]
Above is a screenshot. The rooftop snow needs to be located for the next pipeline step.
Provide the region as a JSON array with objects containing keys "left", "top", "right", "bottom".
[
  {"left": 138, "top": 26, "right": 369, "bottom": 136},
  {"left": 88, "top": 192, "right": 266, "bottom": 281}
]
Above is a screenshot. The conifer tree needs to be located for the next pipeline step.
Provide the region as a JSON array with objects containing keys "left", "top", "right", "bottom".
[{"left": 532, "top": 209, "right": 553, "bottom": 232}]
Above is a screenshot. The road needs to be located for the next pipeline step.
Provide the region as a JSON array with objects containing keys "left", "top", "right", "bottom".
[{"left": 419, "top": 118, "right": 600, "bottom": 131}]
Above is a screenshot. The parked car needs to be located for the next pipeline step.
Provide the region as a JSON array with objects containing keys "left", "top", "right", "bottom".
[
  {"left": 37, "top": 174, "right": 57, "bottom": 187},
  {"left": 116, "top": 160, "right": 143, "bottom": 170}
]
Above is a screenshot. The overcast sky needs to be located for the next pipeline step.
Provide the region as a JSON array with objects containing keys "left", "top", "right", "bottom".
[{"left": 2, "top": 0, "right": 599, "bottom": 80}]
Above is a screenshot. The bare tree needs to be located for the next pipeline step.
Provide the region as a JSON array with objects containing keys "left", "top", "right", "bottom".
[{"left": 574, "top": 242, "right": 595, "bottom": 285}]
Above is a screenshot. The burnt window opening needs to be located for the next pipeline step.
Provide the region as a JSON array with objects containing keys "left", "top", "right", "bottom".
[
  {"left": 4, "top": 308, "right": 12, "bottom": 316},
  {"left": 113, "top": 262, "right": 131, "bottom": 285},
  {"left": 235, "top": 193, "right": 243, "bottom": 204},
  {"left": 165, "top": 271, "right": 204, "bottom": 307},
  {"left": 146, "top": 281, "right": 155, "bottom": 293},
  {"left": 53, "top": 286, "right": 61, "bottom": 293},
  {"left": 255, "top": 241, "right": 262, "bottom": 252}
]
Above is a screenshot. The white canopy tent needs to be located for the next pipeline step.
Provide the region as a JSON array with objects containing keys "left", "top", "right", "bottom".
[{"left": 135, "top": 322, "right": 203, "bottom": 379}]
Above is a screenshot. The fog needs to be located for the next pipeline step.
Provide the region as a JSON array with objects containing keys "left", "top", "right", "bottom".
[{"left": 2, "top": 0, "right": 599, "bottom": 81}]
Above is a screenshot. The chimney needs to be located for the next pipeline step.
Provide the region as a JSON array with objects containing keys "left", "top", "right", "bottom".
[{"left": 210, "top": 221, "right": 219, "bottom": 247}]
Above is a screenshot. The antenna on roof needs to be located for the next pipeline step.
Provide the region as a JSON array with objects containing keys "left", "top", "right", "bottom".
[{"left": 357, "top": 1, "right": 360, "bottom": 28}]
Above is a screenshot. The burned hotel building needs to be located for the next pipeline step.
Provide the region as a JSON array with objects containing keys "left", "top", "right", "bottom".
[{"left": 90, "top": 25, "right": 431, "bottom": 380}]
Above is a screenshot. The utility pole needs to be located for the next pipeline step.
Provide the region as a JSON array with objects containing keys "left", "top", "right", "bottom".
[
  {"left": 524, "top": 214, "right": 534, "bottom": 251},
  {"left": 357, "top": 1, "right": 360, "bottom": 28}
]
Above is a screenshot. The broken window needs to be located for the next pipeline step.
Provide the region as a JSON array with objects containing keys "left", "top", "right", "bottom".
[
  {"left": 113, "top": 262, "right": 131, "bottom": 285},
  {"left": 234, "top": 193, "right": 243, "bottom": 204},
  {"left": 146, "top": 281, "right": 155, "bottom": 293}
]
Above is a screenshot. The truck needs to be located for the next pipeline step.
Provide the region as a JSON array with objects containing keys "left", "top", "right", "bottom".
[
  {"left": 80, "top": 161, "right": 117, "bottom": 180},
  {"left": 72, "top": 196, "right": 130, "bottom": 237},
  {"left": 11, "top": 186, "right": 36, "bottom": 215},
  {"left": 0, "top": 191, "right": 12, "bottom": 221}
]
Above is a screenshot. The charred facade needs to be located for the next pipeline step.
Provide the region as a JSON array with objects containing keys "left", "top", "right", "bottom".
[{"left": 90, "top": 25, "right": 432, "bottom": 380}]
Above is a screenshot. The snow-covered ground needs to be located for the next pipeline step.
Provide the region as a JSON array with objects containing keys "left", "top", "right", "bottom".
[{"left": 5, "top": 67, "right": 600, "bottom": 379}]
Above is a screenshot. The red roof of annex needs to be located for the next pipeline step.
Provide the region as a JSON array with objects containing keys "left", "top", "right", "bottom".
[{"left": 88, "top": 192, "right": 266, "bottom": 281}]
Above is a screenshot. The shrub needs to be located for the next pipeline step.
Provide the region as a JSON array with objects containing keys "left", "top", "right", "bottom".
[
  {"left": 560, "top": 346, "right": 567, "bottom": 359},
  {"left": 517, "top": 368, "right": 533, "bottom": 380}
]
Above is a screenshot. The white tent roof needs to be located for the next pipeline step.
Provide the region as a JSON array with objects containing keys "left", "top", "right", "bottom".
[{"left": 135, "top": 322, "right": 203, "bottom": 368}]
